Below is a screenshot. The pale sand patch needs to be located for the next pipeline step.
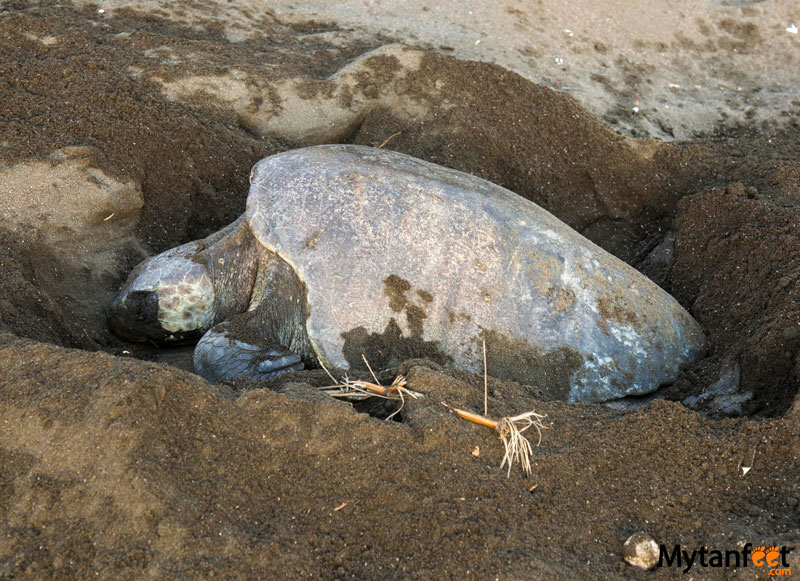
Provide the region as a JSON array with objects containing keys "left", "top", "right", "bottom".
[
  {"left": 0, "top": 147, "right": 144, "bottom": 272},
  {"left": 156, "top": 45, "right": 434, "bottom": 143},
  {"left": 75, "top": 0, "right": 800, "bottom": 139}
]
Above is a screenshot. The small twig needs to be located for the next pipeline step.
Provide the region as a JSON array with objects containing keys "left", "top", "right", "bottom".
[
  {"left": 483, "top": 339, "right": 488, "bottom": 417},
  {"left": 318, "top": 356, "right": 339, "bottom": 383},
  {"left": 385, "top": 376, "right": 407, "bottom": 422},
  {"left": 362, "top": 354, "right": 380, "bottom": 385},
  {"left": 377, "top": 131, "right": 401, "bottom": 149},
  {"left": 455, "top": 408, "right": 498, "bottom": 429}
]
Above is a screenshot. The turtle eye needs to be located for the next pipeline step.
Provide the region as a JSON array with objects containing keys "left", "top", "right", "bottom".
[
  {"left": 125, "top": 291, "right": 160, "bottom": 323},
  {"left": 107, "top": 289, "right": 168, "bottom": 342}
]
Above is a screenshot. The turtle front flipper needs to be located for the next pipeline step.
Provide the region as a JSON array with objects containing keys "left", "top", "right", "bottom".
[
  {"left": 194, "top": 317, "right": 304, "bottom": 382},
  {"left": 194, "top": 248, "right": 315, "bottom": 383}
]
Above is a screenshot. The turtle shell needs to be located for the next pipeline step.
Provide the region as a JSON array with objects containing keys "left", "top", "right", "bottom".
[{"left": 246, "top": 145, "right": 704, "bottom": 402}]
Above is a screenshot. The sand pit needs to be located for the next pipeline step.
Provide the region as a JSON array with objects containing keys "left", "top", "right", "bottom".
[{"left": 1, "top": 1, "right": 798, "bottom": 578}]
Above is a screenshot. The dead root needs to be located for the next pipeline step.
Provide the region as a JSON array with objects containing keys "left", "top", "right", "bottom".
[
  {"left": 452, "top": 408, "right": 546, "bottom": 477},
  {"left": 317, "top": 354, "right": 547, "bottom": 476},
  {"left": 317, "top": 355, "right": 423, "bottom": 421}
]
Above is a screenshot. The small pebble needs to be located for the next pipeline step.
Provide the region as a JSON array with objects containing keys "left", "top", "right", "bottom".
[
  {"left": 725, "top": 182, "right": 746, "bottom": 197},
  {"left": 623, "top": 532, "right": 660, "bottom": 570}
]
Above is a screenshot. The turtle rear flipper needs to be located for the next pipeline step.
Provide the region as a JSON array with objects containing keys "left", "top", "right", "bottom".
[{"left": 194, "top": 317, "right": 304, "bottom": 382}]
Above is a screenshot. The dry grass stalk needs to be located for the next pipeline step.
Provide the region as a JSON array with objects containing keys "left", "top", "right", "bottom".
[
  {"left": 482, "top": 339, "right": 488, "bottom": 417},
  {"left": 317, "top": 356, "right": 423, "bottom": 420},
  {"left": 377, "top": 131, "right": 402, "bottom": 149},
  {"left": 454, "top": 408, "right": 546, "bottom": 477}
]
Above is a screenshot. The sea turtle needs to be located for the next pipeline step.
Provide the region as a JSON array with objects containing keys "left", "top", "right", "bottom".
[{"left": 108, "top": 144, "right": 705, "bottom": 402}]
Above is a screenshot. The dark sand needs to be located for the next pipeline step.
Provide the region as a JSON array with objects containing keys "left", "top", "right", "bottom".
[{"left": 1, "top": 2, "right": 799, "bottom": 578}]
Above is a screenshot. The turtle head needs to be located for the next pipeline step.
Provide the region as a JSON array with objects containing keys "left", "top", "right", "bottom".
[
  {"left": 107, "top": 243, "right": 217, "bottom": 343},
  {"left": 108, "top": 217, "right": 260, "bottom": 344}
]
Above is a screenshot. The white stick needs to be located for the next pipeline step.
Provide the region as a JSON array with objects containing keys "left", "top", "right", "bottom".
[{"left": 483, "top": 339, "right": 488, "bottom": 417}]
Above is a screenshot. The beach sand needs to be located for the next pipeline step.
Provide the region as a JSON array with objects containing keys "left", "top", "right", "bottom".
[{"left": 1, "top": 1, "right": 798, "bottom": 577}]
